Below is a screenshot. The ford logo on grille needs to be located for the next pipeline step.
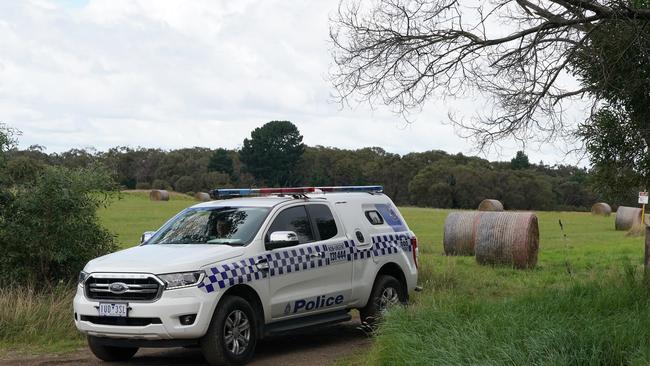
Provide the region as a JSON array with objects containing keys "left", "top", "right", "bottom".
[{"left": 109, "top": 282, "right": 129, "bottom": 294}]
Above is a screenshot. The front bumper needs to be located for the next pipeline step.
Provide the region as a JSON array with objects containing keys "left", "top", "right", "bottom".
[{"left": 73, "top": 284, "right": 218, "bottom": 340}]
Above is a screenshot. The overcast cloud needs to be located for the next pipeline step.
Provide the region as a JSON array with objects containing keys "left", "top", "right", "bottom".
[{"left": 0, "top": 0, "right": 587, "bottom": 165}]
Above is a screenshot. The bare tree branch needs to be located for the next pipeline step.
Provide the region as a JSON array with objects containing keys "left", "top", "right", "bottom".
[{"left": 329, "top": 0, "right": 647, "bottom": 149}]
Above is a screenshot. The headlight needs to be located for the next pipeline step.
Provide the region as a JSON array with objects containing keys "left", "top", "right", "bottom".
[
  {"left": 78, "top": 271, "right": 89, "bottom": 287},
  {"left": 158, "top": 271, "right": 204, "bottom": 290}
]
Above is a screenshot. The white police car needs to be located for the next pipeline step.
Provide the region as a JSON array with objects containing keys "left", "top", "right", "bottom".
[{"left": 74, "top": 186, "right": 419, "bottom": 365}]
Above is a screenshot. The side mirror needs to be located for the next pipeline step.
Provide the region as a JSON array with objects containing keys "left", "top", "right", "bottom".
[
  {"left": 140, "top": 231, "right": 156, "bottom": 244},
  {"left": 266, "top": 231, "right": 299, "bottom": 250}
]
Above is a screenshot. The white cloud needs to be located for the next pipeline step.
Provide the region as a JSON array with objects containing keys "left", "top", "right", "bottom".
[{"left": 0, "top": 0, "right": 586, "bottom": 166}]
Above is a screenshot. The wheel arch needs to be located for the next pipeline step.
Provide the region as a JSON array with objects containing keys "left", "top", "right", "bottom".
[
  {"left": 375, "top": 262, "right": 408, "bottom": 301},
  {"left": 221, "top": 284, "right": 265, "bottom": 338}
]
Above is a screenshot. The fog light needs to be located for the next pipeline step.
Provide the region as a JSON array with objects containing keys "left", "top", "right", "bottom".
[
  {"left": 179, "top": 314, "right": 196, "bottom": 325},
  {"left": 74, "top": 312, "right": 78, "bottom": 321}
]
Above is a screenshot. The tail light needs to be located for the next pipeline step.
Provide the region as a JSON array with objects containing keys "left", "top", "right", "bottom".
[{"left": 410, "top": 236, "right": 419, "bottom": 268}]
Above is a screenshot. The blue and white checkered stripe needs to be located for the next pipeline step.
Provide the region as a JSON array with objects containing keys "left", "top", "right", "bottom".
[
  {"left": 197, "top": 256, "right": 267, "bottom": 294},
  {"left": 267, "top": 244, "right": 328, "bottom": 276},
  {"left": 372, "top": 233, "right": 413, "bottom": 257},
  {"left": 198, "top": 232, "right": 413, "bottom": 293}
]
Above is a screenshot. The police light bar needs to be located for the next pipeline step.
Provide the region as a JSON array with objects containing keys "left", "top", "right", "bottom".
[{"left": 210, "top": 185, "right": 383, "bottom": 199}]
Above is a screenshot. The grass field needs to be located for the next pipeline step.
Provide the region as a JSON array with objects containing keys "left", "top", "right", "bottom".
[
  {"left": 3, "top": 192, "right": 650, "bottom": 364},
  {"left": 98, "top": 191, "right": 196, "bottom": 247},
  {"left": 361, "top": 208, "right": 650, "bottom": 365}
]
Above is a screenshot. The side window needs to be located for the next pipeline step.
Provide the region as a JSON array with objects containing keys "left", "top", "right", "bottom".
[
  {"left": 268, "top": 206, "right": 314, "bottom": 244},
  {"left": 307, "top": 204, "right": 338, "bottom": 240},
  {"left": 365, "top": 210, "right": 384, "bottom": 225}
]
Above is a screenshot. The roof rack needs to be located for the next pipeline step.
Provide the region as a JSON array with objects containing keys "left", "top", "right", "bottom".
[{"left": 209, "top": 186, "right": 383, "bottom": 199}]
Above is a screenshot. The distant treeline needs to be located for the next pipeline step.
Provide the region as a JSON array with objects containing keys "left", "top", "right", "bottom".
[{"left": 7, "top": 145, "right": 604, "bottom": 211}]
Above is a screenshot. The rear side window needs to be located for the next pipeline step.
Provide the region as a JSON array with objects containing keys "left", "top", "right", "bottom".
[
  {"left": 268, "top": 206, "right": 314, "bottom": 244},
  {"left": 307, "top": 204, "right": 338, "bottom": 240},
  {"left": 365, "top": 210, "right": 384, "bottom": 225}
]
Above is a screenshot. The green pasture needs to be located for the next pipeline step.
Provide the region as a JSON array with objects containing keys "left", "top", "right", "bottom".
[
  {"left": 364, "top": 208, "right": 650, "bottom": 365},
  {"left": 4, "top": 191, "right": 650, "bottom": 364},
  {"left": 98, "top": 191, "right": 196, "bottom": 248}
]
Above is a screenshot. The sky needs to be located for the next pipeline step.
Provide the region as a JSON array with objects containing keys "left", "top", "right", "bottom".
[{"left": 0, "top": 0, "right": 589, "bottom": 165}]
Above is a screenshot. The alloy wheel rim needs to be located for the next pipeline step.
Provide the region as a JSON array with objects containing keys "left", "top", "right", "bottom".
[
  {"left": 223, "top": 309, "right": 250, "bottom": 356},
  {"left": 379, "top": 287, "right": 400, "bottom": 311}
]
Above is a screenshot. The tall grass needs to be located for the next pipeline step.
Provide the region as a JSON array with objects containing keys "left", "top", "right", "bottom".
[
  {"left": 369, "top": 268, "right": 650, "bottom": 365},
  {"left": 0, "top": 285, "right": 82, "bottom": 353}
]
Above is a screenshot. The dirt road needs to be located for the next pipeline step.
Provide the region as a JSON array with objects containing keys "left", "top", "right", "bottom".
[{"left": 1, "top": 320, "right": 370, "bottom": 366}]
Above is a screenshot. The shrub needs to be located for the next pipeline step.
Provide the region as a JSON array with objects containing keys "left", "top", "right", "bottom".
[
  {"left": 135, "top": 181, "right": 151, "bottom": 190},
  {"left": 0, "top": 166, "right": 118, "bottom": 287},
  {"left": 202, "top": 171, "right": 231, "bottom": 189},
  {"left": 151, "top": 179, "right": 171, "bottom": 190},
  {"left": 7, "top": 155, "right": 45, "bottom": 185},
  {"left": 174, "top": 176, "right": 195, "bottom": 193}
]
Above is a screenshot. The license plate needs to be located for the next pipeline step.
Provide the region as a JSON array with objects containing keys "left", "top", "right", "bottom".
[{"left": 98, "top": 303, "right": 128, "bottom": 317}]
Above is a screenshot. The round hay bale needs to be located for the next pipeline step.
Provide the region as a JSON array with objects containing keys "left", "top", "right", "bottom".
[
  {"left": 195, "top": 192, "right": 211, "bottom": 202},
  {"left": 615, "top": 206, "right": 642, "bottom": 231},
  {"left": 478, "top": 199, "right": 504, "bottom": 212},
  {"left": 443, "top": 212, "right": 483, "bottom": 256},
  {"left": 591, "top": 202, "right": 612, "bottom": 216},
  {"left": 474, "top": 212, "right": 539, "bottom": 269},
  {"left": 149, "top": 189, "right": 170, "bottom": 201}
]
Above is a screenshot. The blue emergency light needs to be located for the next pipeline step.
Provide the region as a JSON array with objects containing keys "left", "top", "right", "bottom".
[{"left": 210, "top": 185, "right": 383, "bottom": 199}]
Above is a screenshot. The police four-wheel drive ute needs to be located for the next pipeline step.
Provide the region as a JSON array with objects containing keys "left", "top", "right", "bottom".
[{"left": 74, "top": 186, "right": 420, "bottom": 365}]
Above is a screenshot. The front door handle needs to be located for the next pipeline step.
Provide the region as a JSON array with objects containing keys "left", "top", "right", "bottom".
[
  {"left": 255, "top": 259, "right": 269, "bottom": 271},
  {"left": 310, "top": 252, "right": 324, "bottom": 259}
]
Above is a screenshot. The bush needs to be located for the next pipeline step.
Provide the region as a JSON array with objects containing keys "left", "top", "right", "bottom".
[
  {"left": 151, "top": 179, "right": 171, "bottom": 190},
  {"left": 202, "top": 171, "right": 231, "bottom": 189},
  {"left": 0, "top": 166, "right": 118, "bottom": 287},
  {"left": 135, "top": 181, "right": 151, "bottom": 190},
  {"left": 7, "top": 155, "right": 45, "bottom": 185},
  {"left": 174, "top": 176, "right": 194, "bottom": 193}
]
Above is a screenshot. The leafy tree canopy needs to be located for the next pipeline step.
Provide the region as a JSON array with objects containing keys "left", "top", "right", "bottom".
[
  {"left": 208, "top": 148, "right": 234, "bottom": 176},
  {"left": 511, "top": 151, "right": 531, "bottom": 170},
  {"left": 240, "top": 121, "right": 305, "bottom": 186}
]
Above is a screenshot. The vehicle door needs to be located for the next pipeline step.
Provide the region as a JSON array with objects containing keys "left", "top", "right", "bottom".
[{"left": 263, "top": 203, "right": 352, "bottom": 320}]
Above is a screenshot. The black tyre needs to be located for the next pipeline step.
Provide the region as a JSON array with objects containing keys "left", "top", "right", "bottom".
[
  {"left": 200, "top": 296, "right": 258, "bottom": 366},
  {"left": 87, "top": 335, "right": 138, "bottom": 362},
  {"left": 359, "top": 275, "right": 406, "bottom": 325}
]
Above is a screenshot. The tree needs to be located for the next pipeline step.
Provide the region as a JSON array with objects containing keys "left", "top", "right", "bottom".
[
  {"left": 208, "top": 148, "right": 234, "bottom": 176},
  {"left": 0, "top": 124, "right": 17, "bottom": 184},
  {"left": 329, "top": 0, "right": 650, "bottom": 147},
  {"left": 578, "top": 108, "right": 647, "bottom": 204},
  {"left": 240, "top": 121, "right": 305, "bottom": 186},
  {"left": 0, "top": 166, "right": 118, "bottom": 287},
  {"left": 511, "top": 151, "right": 531, "bottom": 170}
]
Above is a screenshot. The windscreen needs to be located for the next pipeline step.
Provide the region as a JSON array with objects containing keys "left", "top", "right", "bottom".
[{"left": 148, "top": 207, "right": 270, "bottom": 246}]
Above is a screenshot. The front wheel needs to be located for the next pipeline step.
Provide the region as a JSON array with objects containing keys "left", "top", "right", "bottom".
[
  {"left": 200, "top": 296, "right": 258, "bottom": 366},
  {"left": 359, "top": 275, "right": 406, "bottom": 326},
  {"left": 87, "top": 335, "right": 138, "bottom": 362}
]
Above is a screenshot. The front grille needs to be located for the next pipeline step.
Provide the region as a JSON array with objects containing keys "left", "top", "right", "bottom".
[
  {"left": 80, "top": 315, "right": 162, "bottom": 326},
  {"left": 85, "top": 275, "right": 163, "bottom": 302}
]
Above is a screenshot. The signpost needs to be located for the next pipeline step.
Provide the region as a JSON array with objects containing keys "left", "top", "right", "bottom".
[
  {"left": 640, "top": 191, "right": 649, "bottom": 275},
  {"left": 640, "top": 191, "right": 648, "bottom": 225}
]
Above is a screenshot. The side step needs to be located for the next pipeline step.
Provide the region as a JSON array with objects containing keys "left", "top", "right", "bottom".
[{"left": 263, "top": 310, "right": 352, "bottom": 337}]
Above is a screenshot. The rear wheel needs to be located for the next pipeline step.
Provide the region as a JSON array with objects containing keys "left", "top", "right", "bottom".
[
  {"left": 201, "top": 296, "right": 258, "bottom": 366},
  {"left": 87, "top": 335, "right": 138, "bottom": 362},
  {"left": 359, "top": 275, "right": 406, "bottom": 325}
]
